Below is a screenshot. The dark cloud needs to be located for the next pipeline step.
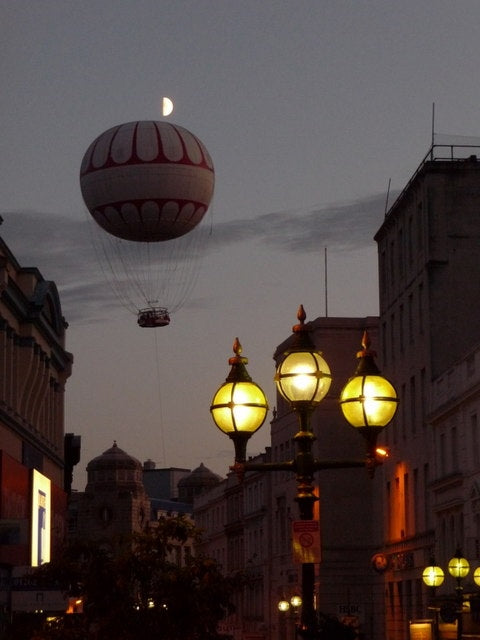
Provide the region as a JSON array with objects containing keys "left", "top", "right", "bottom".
[
  {"left": 210, "top": 191, "right": 397, "bottom": 252},
  {"left": 0, "top": 193, "right": 394, "bottom": 323},
  {"left": 0, "top": 210, "right": 115, "bottom": 324}
]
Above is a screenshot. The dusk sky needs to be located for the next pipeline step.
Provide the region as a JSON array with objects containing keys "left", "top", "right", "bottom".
[{"left": 2, "top": 1, "right": 480, "bottom": 489}]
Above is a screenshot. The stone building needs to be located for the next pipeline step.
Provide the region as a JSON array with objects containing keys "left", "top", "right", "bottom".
[
  {"left": 178, "top": 462, "right": 222, "bottom": 504},
  {"left": 69, "top": 442, "right": 151, "bottom": 549},
  {"left": 69, "top": 444, "right": 221, "bottom": 552},
  {"left": 375, "top": 140, "right": 480, "bottom": 639},
  {"left": 0, "top": 223, "right": 75, "bottom": 621}
]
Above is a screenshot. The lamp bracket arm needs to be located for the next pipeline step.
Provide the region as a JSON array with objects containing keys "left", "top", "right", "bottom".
[
  {"left": 242, "top": 460, "right": 295, "bottom": 473},
  {"left": 312, "top": 458, "right": 366, "bottom": 471}
]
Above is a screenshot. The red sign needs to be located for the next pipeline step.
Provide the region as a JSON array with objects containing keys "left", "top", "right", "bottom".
[{"left": 292, "top": 520, "right": 321, "bottom": 563}]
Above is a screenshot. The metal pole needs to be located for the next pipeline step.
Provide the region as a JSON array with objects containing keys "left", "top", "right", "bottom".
[
  {"left": 294, "top": 409, "right": 318, "bottom": 639},
  {"left": 455, "top": 582, "right": 463, "bottom": 640}
]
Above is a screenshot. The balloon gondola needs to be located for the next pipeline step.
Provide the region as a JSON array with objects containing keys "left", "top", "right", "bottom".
[
  {"left": 137, "top": 307, "right": 170, "bottom": 328},
  {"left": 79, "top": 120, "right": 215, "bottom": 326}
]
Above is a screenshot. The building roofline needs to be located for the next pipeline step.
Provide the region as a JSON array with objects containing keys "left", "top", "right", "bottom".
[{"left": 376, "top": 138, "right": 480, "bottom": 239}]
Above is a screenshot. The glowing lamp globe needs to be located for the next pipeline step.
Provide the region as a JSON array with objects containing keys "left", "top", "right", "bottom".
[
  {"left": 474, "top": 567, "right": 480, "bottom": 587},
  {"left": 340, "top": 332, "right": 398, "bottom": 437},
  {"left": 290, "top": 595, "right": 302, "bottom": 609},
  {"left": 275, "top": 306, "right": 332, "bottom": 409},
  {"left": 210, "top": 338, "right": 268, "bottom": 463},
  {"left": 278, "top": 600, "right": 290, "bottom": 613},
  {"left": 422, "top": 565, "right": 445, "bottom": 588},
  {"left": 80, "top": 121, "right": 214, "bottom": 242},
  {"left": 340, "top": 374, "right": 398, "bottom": 428},
  {"left": 448, "top": 551, "right": 470, "bottom": 580},
  {"left": 211, "top": 378, "right": 268, "bottom": 436}
]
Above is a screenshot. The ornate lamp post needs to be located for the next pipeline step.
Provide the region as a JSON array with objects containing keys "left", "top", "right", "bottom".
[
  {"left": 449, "top": 549, "right": 470, "bottom": 640},
  {"left": 210, "top": 306, "right": 398, "bottom": 639},
  {"left": 278, "top": 595, "right": 303, "bottom": 639},
  {"left": 423, "top": 549, "right": 474, "bottom": 640}
]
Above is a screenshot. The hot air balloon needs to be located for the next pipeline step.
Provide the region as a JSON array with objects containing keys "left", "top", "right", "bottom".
[{"left": 79, "top": 121, "right": 215, "bottom": 327}]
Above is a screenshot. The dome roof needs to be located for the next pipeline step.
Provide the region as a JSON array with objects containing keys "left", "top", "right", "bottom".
[
  {"left": 177, "top": 463, "right": 221, "bottom": 503},
  {"left": 85, "top": 441, "right": 145, "bottom": 493},
  {"left": 87, "top": 441, "right": 142, "bottom": 472}
]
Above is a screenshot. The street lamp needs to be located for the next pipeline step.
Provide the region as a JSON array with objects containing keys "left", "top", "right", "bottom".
[
  {"left": 278, "top": 595, "right": 302, "bottom": 639},
  {"left": 422, "top": 562, "right": 445, "bottom": 589},
  {"left": 449, "top": 548, "right": 470, "bottom": 640},
  {"left": 422, "top": 549, "right": 473, "bottom": 640},
  {"left": 210, "top": 306, "right": 398, "bottom": 639}
]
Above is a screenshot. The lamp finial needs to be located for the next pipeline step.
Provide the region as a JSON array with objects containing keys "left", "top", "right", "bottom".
[
  {"left": 229, "top": 338, "right": 248, "bottom": 367},
  {"left": 357, "top": 330, "right": 377, "bottom": 359}
]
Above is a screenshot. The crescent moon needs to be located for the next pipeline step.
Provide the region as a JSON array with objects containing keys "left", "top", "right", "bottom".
[{"left": 162, "top": 97, "right": 174, "bottom": 117}]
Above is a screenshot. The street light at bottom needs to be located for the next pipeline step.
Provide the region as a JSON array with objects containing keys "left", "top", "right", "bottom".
[
  {"left": 210, "top": 306, "right": 398, "bottom": 639},
  {"left": 278, "top": 596, "right": 302, "bottom": 640},
  {"left": 422, "top": 549, "right": 480, "bottom": 640}
]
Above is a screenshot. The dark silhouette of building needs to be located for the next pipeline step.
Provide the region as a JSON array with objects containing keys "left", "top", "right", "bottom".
[
  {"left": 69, "top": 442, "right": 150, "bottom": 549},
  {"left": 0, "top": 223, "right": 76, "bottom": 621},
  {"left": 375, "top": 141, "right": 480, "bottom": 639}
]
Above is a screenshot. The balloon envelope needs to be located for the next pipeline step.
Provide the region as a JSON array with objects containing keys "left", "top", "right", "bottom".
[
  {"left": 80, "top": 121, "right": 214, "bottom": 242},
  {"left": 80, "top": 121, "right": 214, "bottom": 321}
]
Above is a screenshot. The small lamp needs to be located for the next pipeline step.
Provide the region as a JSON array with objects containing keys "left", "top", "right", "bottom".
[
  {"left": 423, "top": 564, "right": 445, "bottom": 588},
  {"left": 210, "top": 338, "right": 269, "bottom": 464},
  {"left": 278, "top": 600, "right": 290, "bottom": 613},
  {"left": 448, "top": 549, "right": 470, "bottom": 581},
  {"left": 473, "top": 567, "right": 480, "bottom": 587}
]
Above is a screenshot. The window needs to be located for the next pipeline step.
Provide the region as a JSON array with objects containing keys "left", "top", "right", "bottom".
[
  {"left": 467, "top": 353, "right": 476, "bottom": 377},
  {"left": 386, "top": 481, "right": 391, "bottom": 539},
  {"left": 451, "top": 426, "right": 458, "bottom": 472},
  {"left": 382, "top": 321, "right": 387, "bottom": 367},
  {"left": 424, "top": 463, "right": 430, "bottom": 529},
  {"left": 399, "top": 382, "right": 406, "bottom": 443},
  {"left": 408, "top": 215, "right": 414, "bottom": 265},
  {"left": 408, "top": 293, "right": 414, "bottom": 344},
  {"left": 418, "top": 283, "right": 424, "bottom": 335},
  {"left": 400, "top": 305, "right": 404, "bottom": 353},
  {"left": 390, "top": 314, "right": 395, "bottom": 362},
  {"left": 413, "top": 468, "right": 419, "bottom": 533},
  {"left": 417, "top": 202, "right": 423, "bottom": 250},
  {"left": 398, "top": 228, "right": 404, "bottom": 278},
  {"left": 410, "top": 376, "right": 416, "bottom": 434},
  {"left": 397, "top": 581, "right": 404, "bottom": 618},
  {"left": 390, "top": 240, "right": 395, "bottom": 286},
  {"left": 440, "top": 433, "right": 446, "bottom": 475},
  {"left": 472, "top": 414, "right": 479, "bottom": 467},
  {"left": 421, "top": 368, "right": 426, "bottom": 428},
  {"left": 404, "top": 473, "right": 409, "bottom": 537},
  {"left": 276, "top": 496, "right": 287, "bottom": 553}
]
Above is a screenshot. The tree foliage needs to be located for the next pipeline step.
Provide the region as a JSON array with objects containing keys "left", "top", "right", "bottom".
[{"left": 7, "top": 516, "right": 239, "bottom": 640}]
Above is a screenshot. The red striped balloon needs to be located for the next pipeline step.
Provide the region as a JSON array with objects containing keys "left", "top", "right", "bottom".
[{"left": 80, "top": 121, "right": 214, "bottom": 242}]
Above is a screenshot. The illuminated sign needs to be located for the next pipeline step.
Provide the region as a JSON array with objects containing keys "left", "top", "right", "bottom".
[{"left": 31, "top": 470, "right": 51, "bottom": 566}]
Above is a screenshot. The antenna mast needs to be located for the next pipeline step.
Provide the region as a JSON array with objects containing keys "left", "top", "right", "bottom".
[
  {"left": 384, "top": 178, "right": 391, "bottom": 218},
  {"left": 431, "top": 102, "right": 435, "bottom": 159},
  {"left": 324, "top": 247, "right": 328, "bottom": 317}
]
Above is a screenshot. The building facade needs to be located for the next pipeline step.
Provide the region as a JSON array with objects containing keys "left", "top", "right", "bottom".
[
  {"left": 69, "top": 445, "right": 220, "bottom": 550},
  {"left": 0, "top": 226, "right": 74, "bottom": 622},
  {"left": 375, "top": 142, "right": 480, "bottom": 639},
  {"left": 69, "top": 442, "right": 152, "bottom": 548}
]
